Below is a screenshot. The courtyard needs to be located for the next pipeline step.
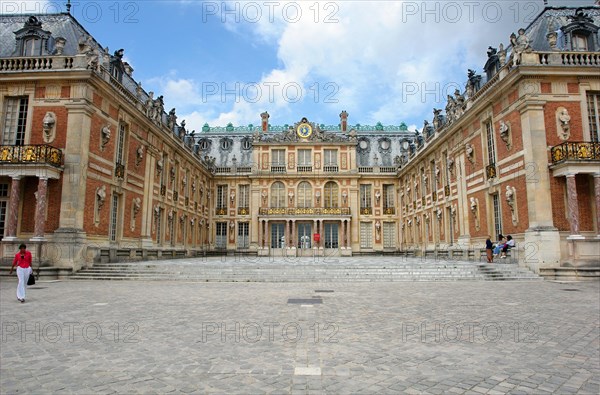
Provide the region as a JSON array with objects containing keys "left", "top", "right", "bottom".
[{"left": 0, "top": 272, "right": 598, "bottom": 394}]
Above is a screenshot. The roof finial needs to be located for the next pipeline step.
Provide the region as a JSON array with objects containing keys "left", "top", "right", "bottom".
[{"left": 66, "top": 0, "right": 71, "bottom": 13}]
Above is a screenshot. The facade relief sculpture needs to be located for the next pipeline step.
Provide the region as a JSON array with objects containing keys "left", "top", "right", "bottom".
[
  {"left": 42, "top": 112, "right": 56, "bottom": 143},
  {"left": 499, "top": 120, "right": 511, "bottom": 149},
  {"left": 505, "top": 185, "right": 518, "bottom": 225},
  {"left": 557, "top": 107, "right": 571, "bottom": 140},
  {"left": 100, "top": 124, "right": 111, "bottom": 151}
]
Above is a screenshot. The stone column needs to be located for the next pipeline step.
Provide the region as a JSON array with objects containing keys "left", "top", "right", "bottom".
[
  {"left": 4, "top": 176, "right": 22, "bottom": 240},
  {"left": 258, "top": 220, "right": 263, "bottom": 248},
  {"left": 520, "top": 100, "right": 560, "bottom": 269},
  {"left": 264, "top": 220, "right": 269, "bottom": 248},
  {"left": 32, "top": 177, "right": 49, "bottom": 240},
  {"left": 565, "top": 174, "right": 582, "bottom": 237},
  {"left": 341, "top": 220, "right": 346, "bottom": 248},
  {"left": 313, "top": 220, "right": 318, "bottom": 248},
  {"left": 595, "top": 174, "right": 600, "bottom": 238}
]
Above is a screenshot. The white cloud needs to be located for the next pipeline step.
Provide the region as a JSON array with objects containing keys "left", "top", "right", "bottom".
[{"left": 157, "top": 0, "right": 588, "bottom": 130}]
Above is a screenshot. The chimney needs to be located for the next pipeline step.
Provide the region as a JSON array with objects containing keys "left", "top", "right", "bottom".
[
  {"left": 260, "top": 111, "right": 270, "bottom": 132},
  {"left": 340, "top": 110, "right": 348, "bottom": 132}
]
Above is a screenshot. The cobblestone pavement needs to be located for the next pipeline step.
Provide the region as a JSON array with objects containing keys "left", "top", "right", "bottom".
[{"left": 1, "top": 274, "right": 598, "bottom": 394}]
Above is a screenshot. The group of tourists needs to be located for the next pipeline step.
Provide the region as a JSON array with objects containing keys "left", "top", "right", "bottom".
[{"left": 485, "top": 234, "right": 515, "bottom": 263}]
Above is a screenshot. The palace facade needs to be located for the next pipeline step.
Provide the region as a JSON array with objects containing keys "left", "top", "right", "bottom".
[{"left": 1, "top": 5, "right": 599, "bottom": 276}]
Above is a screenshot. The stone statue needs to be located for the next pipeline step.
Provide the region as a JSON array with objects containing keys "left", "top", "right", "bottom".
[
  {"left": 132, "top": 197, "right": 141, "bottom": 217},
  {"left": 156, "top": 158, "right": 164, "bottom": 174},
  {"left": 423, "top": 120, "right": 434, "bottom": 139},
  {"left": 145, "top": 92, "right": 155, "bottom": 119},
  {"left": 96, "top": 185, "right": 106, "bottom": 209},
  {"left": 499, "top": 120, "right": 510, "bottom": 147},
  {"left": 465, "top": 143, "right": 475, "bottom": 163},
  {"left": 433, "top": 108, "right": 444, "bottom": 130},
  {"left": 470, "top": 197, "right": 478, "bottom": 214},
  {"left": 445, "top": 96, "right": 456, "bottom": 124},
  {"left": 466, "top": 69, "right": 482, "bottom": 98},
  {"left": 375, "top": 190, "right": 381, "bottom": 204},
  {"left": 153, "top": 95, "right": 164, "bottom": 124},
  {"left": 288, "top": 191, "right": 294, "bottom": 205},
  {"left": 436, "top": 208, "right": 442, "bottom": 221},
  {"left": 558, "top": 108, "right": 571, "bottom": 140},
  {"left": 454, "top": 89, "right": 465, "bottom": 118},
  {"left": 261, "top": 190, "right": 267, "bottom": 204},
  {"left": 505, "top": 186, "right": 515, "bottom": 209},
  {"left": 497, "top": 43, "right": 507, "bottom": 65},
  {"left": 42, "top": 112, "right": 56, "bottom": 142},
  {"left": 101, "top": 125, "right": 111, "bottom": 150},
  {"left": 167, "top": 108, "right": 177, "bottom": 132},
  {"left": 135, "top": 145, "right": 144, "bottom": 166},
  {"left": 510, "top": 28, "right": 532, "bottom": 65}
]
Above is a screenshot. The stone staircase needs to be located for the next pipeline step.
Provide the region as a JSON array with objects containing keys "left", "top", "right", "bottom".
[{"left": 69, "top": 257, "right": 542, "bottom": 282}]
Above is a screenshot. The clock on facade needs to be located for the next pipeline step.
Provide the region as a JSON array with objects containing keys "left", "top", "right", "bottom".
[{"left": 297, "top": 122, "right": 312, "bottom": 139}]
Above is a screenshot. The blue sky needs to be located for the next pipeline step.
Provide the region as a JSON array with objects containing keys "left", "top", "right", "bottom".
[{"left": 6, "top": 0, "right": 596, "bottom": 131}]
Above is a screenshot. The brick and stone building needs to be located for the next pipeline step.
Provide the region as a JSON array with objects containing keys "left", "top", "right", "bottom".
[{"left": 1, "top": 5, "right": 598, "bottom": 276}]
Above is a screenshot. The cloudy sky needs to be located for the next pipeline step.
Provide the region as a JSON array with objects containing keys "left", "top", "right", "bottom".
[{"left": 5, "top": 0, "right": 596, "bottom": 131}]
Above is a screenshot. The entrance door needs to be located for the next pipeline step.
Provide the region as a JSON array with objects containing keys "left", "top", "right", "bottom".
[
  {"left": 297, "top": 223, "right": 312, "bottom": 249},
  {"left": 271, "top": 223, "right": 285, "bottom": 249},
  {"left": 237, "top": 222, "right": 249, "bottom": 249},
  {"left": 216, "top": 222, "right": 227, "bottom": 249},
  {"left": 324, "top": 223, "right": 339, "bottom": 249}
]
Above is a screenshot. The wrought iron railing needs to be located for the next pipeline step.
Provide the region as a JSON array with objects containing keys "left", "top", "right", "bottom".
[
  {"left": 238, "top": 207, "right": 249, "bottom": 215},
  {"left": 259, "top": 207, "right": 351, "bottom": 216},
  {"left": 550, "top": 141, "right": 600, "bottom": 164},
  {"left": 360, "top": 207, "right": 372, "bottom": 215},
  {"left": 383, "top": 207, "right": 395, "bottom": 215},
  {"left": 0, "top": 144, "right": 63, "bottom": 167}
]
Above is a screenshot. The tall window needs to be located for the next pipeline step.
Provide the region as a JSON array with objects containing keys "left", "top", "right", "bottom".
[
  {"left": 485, "top": 120, "right": 496, "bottom": 165},
  {"left": 360, "top": 184, "right": 372, "bottom": 209},
  {"left": 2, "top": 97, "right": 28, "bottom": 145},
  {"left": 109, "top": 193, "right": 120, "bottom": 242},
  {"left": 587, "top": 92, "right": 600, "bottom": 142},
  {"left": 297, "top": 149, "right": 311, "bottom": 166},
  {"left": 270, "top": 182, "right": 286, "bottom": 208},
  {"left": 492, "top": 193, "right": 502, "bottom": 239},
  {"left": 430, "top": 160, "right": 437, "bottom": 191},
  {"left": 116, "top": 123, "right": 126, "bottom": 165},
  {"left": 271, "top": 223, "right": 285, "bottom": 248},
  {"left": 324, "top": 181, "right": 338, "bottom": 208},
  {"left": 324, "top": 149, "right": 337, "bottom": 166},
  {"left": 383, "top": 184, "right": 394, "bottom": 210},
  {"left": 271, "top": 149, "right": 285, "bottom": 166},
  {"left": 360, "top": 222, "right": 373, "bottom": 248},
  {"left": 238, "top": 185, "right": 249, "bottom": 209},
  {"left": 297, "top": 181, "right": 312, "bottom": 208},
  {"left": 216, "top": 185, "right": 227, "bottom": 209}
]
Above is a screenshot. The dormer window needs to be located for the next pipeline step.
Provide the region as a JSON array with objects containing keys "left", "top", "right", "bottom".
[
  {"left": 572, "top": 33, "right": 589, "bottom": 51},
  {"left": 561, "top": 9, "right": 599, "bottom": 52},
  {"left": 13, "top": 16, "right": 52, "bottom": 57},
  {"left": 22, "top": 37, "right": 43, "bottom": 56}
]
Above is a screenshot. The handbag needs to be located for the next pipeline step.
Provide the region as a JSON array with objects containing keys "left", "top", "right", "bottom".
[{"left": 27, "top": 272, "right": 35, "bottom": 286}]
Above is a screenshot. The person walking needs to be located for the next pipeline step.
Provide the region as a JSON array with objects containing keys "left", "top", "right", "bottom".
[
  {"left": 9, "top": 244, "right": 33, "bottom": 303},
  {"left": 485, "top": 236, "right": 494, "bottom": 263}
]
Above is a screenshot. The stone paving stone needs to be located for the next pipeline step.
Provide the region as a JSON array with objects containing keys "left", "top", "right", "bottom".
[{"left": 1, "top": 278, "right": 599, "bottom": 394}]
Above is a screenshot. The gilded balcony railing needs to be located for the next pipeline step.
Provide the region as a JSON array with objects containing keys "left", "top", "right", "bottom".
[
  {"left": 259, "top": 207, "right": 351, "bottom": 216},
  {"left": 383, "top": 207, "right": 395, "bottom": 215},
  {"left": 215, "top": 207, "right": 227, "bottom": 216},
  {"left": 238, "top": 207, "right": 250, "bottom": 215},
  {"left": 551, "top": 141, "right": 600, "bottom": 164},
  {"left": 0, "top": 144, "right": 63, "bottom": 167},
  {"left": 486, "top": 163, "right": 497, "bottom": 179}
]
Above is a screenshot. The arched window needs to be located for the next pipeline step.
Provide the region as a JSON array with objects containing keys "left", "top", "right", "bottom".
[
  {"left": 297, "top": 182, "right": 312, "bottom": 208},
  {"left": 270, "top": 182, "right": 286, "bottom": 208},
  {"left": 324, "top": 182, "right": 338, "bottom": 208}
]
